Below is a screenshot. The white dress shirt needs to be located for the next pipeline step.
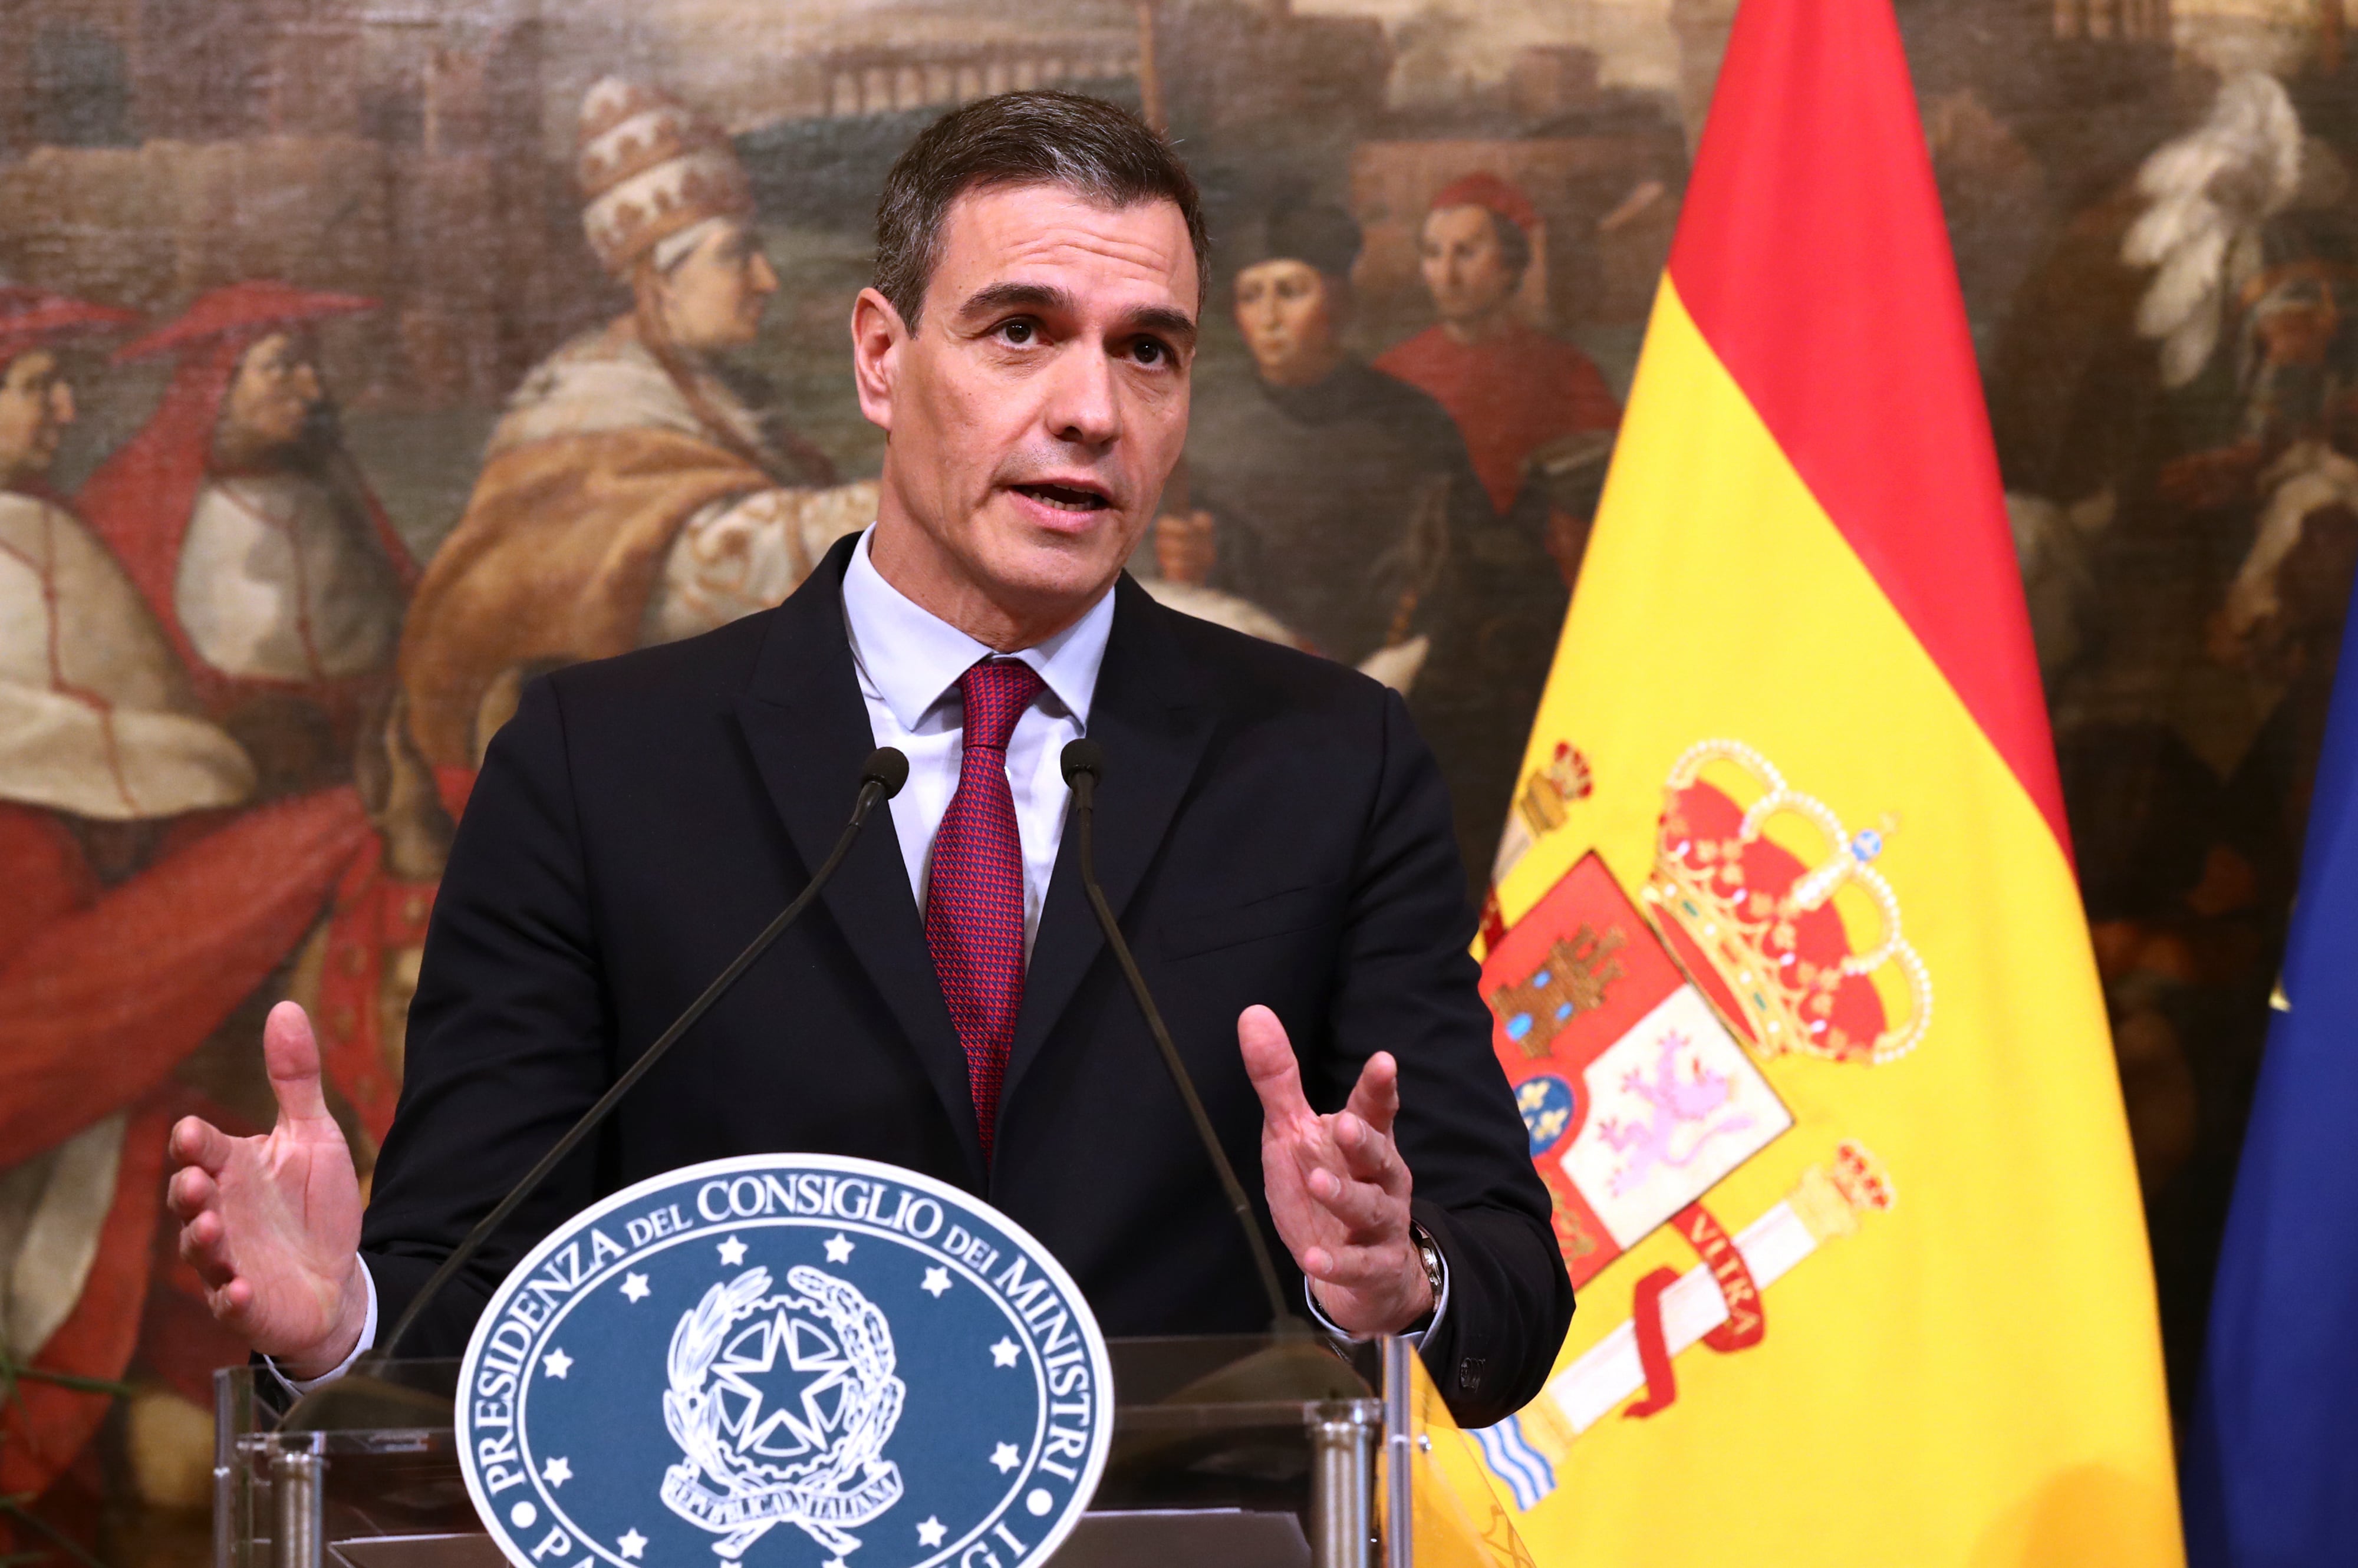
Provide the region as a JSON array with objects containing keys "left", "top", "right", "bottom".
[{"left": 839, "top": 527, "right": 1110, "bottom": 955}]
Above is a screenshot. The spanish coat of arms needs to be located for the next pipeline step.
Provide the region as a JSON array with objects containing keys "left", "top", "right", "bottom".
[{"left": 1470, "top": 740, "right": 1909, "bottom": 1508}]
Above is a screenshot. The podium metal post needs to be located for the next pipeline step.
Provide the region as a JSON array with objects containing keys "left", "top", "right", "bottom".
[
  {"left": 271, "top": 1437, "right": 325, "bottom": 1568},
  {"left": 215, "top": 1355, "right": 255, "bottom": 1568},
  {"left": 1382, "top": 1336, "right": 1414, "bottom": 1568},
  {"left": 1308, "top": 1400, "right": 1377, "bottom": 1568}
]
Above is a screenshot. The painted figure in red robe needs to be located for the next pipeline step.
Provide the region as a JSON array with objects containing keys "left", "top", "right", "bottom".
[
  {"left": 77, "top": 282, "right": 417, "bottom": 801},
  {"left": 1375, "top": 174, "right": 1623, "bottom": 886},
  {"left": 0, "top": 287, "right": 387, "bottom": 1548},
  {"left": 1374, "top": 172, "right": 1622, "bottom": 581}
]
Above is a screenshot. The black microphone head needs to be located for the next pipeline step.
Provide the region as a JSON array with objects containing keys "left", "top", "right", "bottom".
[
  {"left": 1060, "top": 738, "right": 1105, "bottom": 786},
  {"left": 863, "top": 746, "right": 911, "bottom": 799}
]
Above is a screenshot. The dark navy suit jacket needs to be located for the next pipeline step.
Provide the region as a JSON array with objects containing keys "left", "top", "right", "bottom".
[{"left": 361, "top": 534, "right": 1572, "bottom": 1423}]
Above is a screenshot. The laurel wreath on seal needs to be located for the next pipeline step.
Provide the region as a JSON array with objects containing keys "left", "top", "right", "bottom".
[{"left": 659, "top": 1266, "right": 906, "bottom": 1559}]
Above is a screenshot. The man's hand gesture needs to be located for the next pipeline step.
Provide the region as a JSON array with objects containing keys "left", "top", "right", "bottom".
[
  {"left": 167, "top": 1001, "right": 370, "bottom": 1379},
  {"left": 1238, "top": 1004, "right": 1432, "bottom": 1336}
]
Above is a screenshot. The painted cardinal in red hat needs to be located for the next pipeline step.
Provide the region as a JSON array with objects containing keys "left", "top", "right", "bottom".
[
  {"left": 1375, "top": 172, "right": 1622, "bottom": 531},
  {"left": 1371, "top": 173, "right": 1628, "bottom": 899},
  {"left": 77, "top": 281, "right": 418, "bottom": 801}
]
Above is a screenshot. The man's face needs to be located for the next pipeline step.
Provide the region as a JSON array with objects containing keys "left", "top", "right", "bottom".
[
  {"left": 1420, "top": 204, "right": 1519, "bottom": 327},
  {"left": 654, "top": 220, "right": 779, "bottom": 353},
  {"left": 1234, "top": 259, "right": 1342, "bottom": 388},
  {"left": 854, "top": 182, "right": 1198, "bottom": 630},
  {"left": 0, "top": 350, "right": 75, "bottom": 485},
  {"left": 220, "top": 331, "right": 325, "bottom": 455}
]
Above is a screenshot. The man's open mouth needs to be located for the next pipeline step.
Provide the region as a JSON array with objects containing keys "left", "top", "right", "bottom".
[{"left": 1012, "top": 482, "right": 1112, "bottom": 513}]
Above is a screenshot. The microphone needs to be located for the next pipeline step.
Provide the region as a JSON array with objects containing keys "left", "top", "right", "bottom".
[
  {"left": 367, "top": 746, "right": 910, "bottom": 1365},
  {"left": 1059, "top": 739, "right": 1308, "bottom": 1335}
]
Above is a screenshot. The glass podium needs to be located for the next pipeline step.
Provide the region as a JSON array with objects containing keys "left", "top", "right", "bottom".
[{"left": 216, "top": 1335, "right": 1421, "bottom": 1568}]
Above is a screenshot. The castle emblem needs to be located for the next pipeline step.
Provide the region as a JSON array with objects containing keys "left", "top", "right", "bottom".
[{"left": 1489, "top": 924, "right": 1625, "bottom": 1058}]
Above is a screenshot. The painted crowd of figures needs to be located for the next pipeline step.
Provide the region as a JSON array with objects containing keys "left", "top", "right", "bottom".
[
  {"left": 1985, "top": 65, "right": 2358, "bottom": 1422},
  {"left": 0, "top": 77, "right": 1616, "bottom": 1536},
  {"left": 14, "top": 42, "right": 2351, "bottom": 1544}
]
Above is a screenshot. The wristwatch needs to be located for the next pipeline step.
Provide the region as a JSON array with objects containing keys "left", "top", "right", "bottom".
[{"left": 1408, "top": 1221, "right": 1444, "bottom": 1330}]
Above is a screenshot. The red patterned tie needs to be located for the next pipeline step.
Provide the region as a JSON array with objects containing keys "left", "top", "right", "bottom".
[{"left": 926, "top": 657, "right": 1045, "bottom": 1161}]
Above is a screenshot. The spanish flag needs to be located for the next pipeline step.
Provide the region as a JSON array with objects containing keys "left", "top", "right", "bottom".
[{"left": 1465, "top": 0, "right": 2183, "bottom": 1559}]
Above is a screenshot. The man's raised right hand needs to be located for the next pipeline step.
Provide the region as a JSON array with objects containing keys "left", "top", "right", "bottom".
[{"left": 168, "top": 1000, "right": 370, "bottom": 1379}]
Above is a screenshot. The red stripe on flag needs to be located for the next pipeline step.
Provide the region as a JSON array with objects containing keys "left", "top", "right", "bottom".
[{"left": 1665, "top": 0, "right": 2069, "bottom": 853}]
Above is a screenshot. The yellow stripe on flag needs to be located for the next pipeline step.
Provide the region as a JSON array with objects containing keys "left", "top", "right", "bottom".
[{"left": 1483, "top": 281, "right": 2180, "bottom": 1564}]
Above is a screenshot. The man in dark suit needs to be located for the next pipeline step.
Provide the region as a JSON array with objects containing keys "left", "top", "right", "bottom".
[{"left": 164, "top": 91, "right": 1570, "bottom": 1425}]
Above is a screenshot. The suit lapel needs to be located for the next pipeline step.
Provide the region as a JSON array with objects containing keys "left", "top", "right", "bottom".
[
  {"left": 733, "top": 536, "right": 984, "bottom": 1185},
  {"left": 1003, "top": 577, "right": 1214, "bottom": 1108}
]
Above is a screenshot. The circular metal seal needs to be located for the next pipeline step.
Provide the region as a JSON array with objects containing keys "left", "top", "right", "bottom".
[{"left": 456, "top": 1154, "right": 1114, "bottom": 1568}]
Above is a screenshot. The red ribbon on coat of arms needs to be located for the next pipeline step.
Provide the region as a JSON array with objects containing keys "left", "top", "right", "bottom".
[{"left": 1623, "top": 1201, "right": 1766, "bottom": 1419}]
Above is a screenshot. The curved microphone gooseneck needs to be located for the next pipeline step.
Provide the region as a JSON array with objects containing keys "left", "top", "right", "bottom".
[
  {"left": 1059, "top": 739, "right": 1308, "bottom": 1335},
  {"left": 368, "top": 746, "right": 911, "bottom": 1366}
]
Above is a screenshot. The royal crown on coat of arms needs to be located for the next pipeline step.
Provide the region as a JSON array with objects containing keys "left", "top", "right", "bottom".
[{"left": 1640, "top": 739, "right": 1930, "bottom": 1066}]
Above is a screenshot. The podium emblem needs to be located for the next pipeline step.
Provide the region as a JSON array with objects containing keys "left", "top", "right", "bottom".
[{"left": 457, "top": 1155, "right": 1113, "bottom": 1568}]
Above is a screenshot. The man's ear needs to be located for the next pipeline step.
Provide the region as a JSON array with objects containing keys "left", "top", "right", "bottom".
[{"left": 850, "top": 287, "right": 908, "bottom": 433}]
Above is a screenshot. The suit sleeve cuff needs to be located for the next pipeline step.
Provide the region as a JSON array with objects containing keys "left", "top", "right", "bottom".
[
  {"left": 1302, "top": 1243, "right": 1450, "bottom": 1347},
  {"left": 263, "top": 1263, "right": 379, "bottom": 1396}
]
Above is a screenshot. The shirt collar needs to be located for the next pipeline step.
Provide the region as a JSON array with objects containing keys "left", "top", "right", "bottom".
[{"left": 841, "top": 525, "right": 1114, "bottom": 730}]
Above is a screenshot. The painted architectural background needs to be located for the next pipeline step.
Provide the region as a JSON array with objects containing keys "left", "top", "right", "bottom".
[{"left": 1, "top": 0, "right": 2353, "bottom": 1562}]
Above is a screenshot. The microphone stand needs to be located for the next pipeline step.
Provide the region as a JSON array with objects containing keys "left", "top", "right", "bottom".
[
  {"left": 360, "top": 746, "right": 910, "bottom": 1371},
  {"left": 1060, "top": 740, "right": 1310, "bottom": 1338}
]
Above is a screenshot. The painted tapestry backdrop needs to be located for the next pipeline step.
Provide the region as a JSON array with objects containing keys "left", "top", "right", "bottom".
[{"left": 0, "top": 0, "right": 2351, "bottom": 1562}]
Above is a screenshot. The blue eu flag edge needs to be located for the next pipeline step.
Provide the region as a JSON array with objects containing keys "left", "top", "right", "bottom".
[{"left": 2182, "top": 587, "right": 2358, "bottom": 1567}]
